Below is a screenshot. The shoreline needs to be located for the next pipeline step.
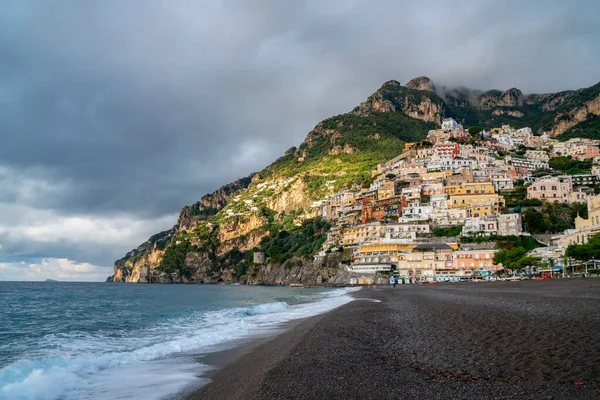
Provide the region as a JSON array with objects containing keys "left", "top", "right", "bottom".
[
  {"left": 182, "top": 312, "right": 329, "bottom": 400},
  {"left": 185, "top": 279, "right": 600, "bottom": 399},
  {"left": 176, "top": 287, "right": 358, "bottom": 399}
]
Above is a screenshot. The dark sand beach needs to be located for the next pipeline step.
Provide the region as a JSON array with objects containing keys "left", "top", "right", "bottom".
[{"left": 187, "top": 279, "right": 600, "bottom": 399}]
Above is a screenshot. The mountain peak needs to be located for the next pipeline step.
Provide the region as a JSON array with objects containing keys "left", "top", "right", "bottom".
[
  {"left": 405, "top": 76, "right": 436, "bottom": 92},
  {"left": 381, "top": 79, "right": 401, "bottom": 88}
]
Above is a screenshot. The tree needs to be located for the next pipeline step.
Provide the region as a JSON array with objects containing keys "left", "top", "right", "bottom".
[
  {"left": 267, "top": 245, "right": 287, "bottom": 263},
  {"left": 468, "top": 126, "right": 484, "bottom": 135},
  {"left": 432, "top": 225, "right": 462, "bottom": 237},
  {"left": 572, "top": 202, "right": 589, "bottom": 219},
  {"left": 159, "top": 240, "right": 195, "bottom": 276},
  {"left": 522, "top": 209, "right": 547, "bottom": 233},
  {"left": 493, "top": 247, "right": 527, "bottom": 270},
  {"left": 566, "top": 232, "right": 600, "bottom": 261},
  {"left": 514, "top": 256, "right": 543, "bottom": 270}
]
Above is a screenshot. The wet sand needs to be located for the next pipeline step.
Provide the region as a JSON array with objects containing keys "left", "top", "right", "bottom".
[{"left": 187, "top": 279, "right": 600, "bottom": 399}]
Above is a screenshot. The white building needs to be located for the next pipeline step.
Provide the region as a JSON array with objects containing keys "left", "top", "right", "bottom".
[
  {"left": 402, "top": 204, "right": 434, "bottom": 220},
  {"left": 431, "top": 208, "right": 468, "bottom": 226},
  {"left": 461, "top": 216, "right": 498, "bottom": 236},
  {"left": 441, "top": 118, "right": 460, "bottom": 132},
  {"left": 427, "top": 157, "right": 477, "bottom": 172},
  {"left": 492, "top": 176, "right": 515, "bottom": 192}
]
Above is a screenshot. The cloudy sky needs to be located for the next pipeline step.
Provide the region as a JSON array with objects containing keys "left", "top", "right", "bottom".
[{"left": 0, "top": 0, "right": 598, "bottom": 281}]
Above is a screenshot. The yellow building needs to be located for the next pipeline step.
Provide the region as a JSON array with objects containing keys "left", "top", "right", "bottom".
[
  {"left": 448, "top": 193, "right": 505, "bottom": 215},
  {"left": 342, "top": 223, "right": 386, "bottom": 246},
  {"left": 466, "top": 204, "right": 497, "bottom": 218},
  {"left": 444, "top": 181, "right": 504, "bottom": 216},
  {"left": 442, "top": 182, "right": 495, "bottom": 196}
]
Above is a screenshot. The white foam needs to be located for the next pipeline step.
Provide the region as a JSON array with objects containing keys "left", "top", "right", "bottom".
[{"left": 0, "top": 287, "right": 359, "bottom": 400}]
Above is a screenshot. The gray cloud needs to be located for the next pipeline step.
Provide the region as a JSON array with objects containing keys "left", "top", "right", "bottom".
[{"left": 0, "top": 0, "right": 599, "bottom": 278}]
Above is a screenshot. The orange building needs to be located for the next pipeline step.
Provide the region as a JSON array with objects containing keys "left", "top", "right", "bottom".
[
  {"left": 453, "top": 250, "right": 500, "bottom": 270},
  {"left": 403, "top": 142, "right": 417, "bottom": 152}
]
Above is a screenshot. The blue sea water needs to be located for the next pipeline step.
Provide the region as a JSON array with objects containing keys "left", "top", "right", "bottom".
[{"left": 0, "top": 282, "right": 358, "bottom": 400}]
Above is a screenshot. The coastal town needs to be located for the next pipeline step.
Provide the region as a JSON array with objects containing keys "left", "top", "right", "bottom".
[{"left": 308, "top": 118, "right": 600, "bottom": 283}]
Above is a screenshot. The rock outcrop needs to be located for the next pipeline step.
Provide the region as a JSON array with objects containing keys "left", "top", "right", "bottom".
[
  {"left": 405, "top": 76, "right": 436, "bottom": 92},
  {"left": 353, "top": 79, "right": 443, "bottom": 125},
  {"left": 549, "top": 94, "right": 600, "bottom": 137},
  {"left": 113, "top": 231, "right": 169, "bottom": 282}
]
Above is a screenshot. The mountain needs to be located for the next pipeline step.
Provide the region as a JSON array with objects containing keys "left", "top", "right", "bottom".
[
  {"left": 437, "top": 79, "right": 600, "bottom": 137},
  {"left": 109, "top": 77, "right": 600, "bottom": 284}
]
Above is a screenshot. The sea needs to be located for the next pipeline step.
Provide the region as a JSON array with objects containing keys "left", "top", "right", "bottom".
[{"left": 0, "top": 282, "right": 358, "bottom": 400}]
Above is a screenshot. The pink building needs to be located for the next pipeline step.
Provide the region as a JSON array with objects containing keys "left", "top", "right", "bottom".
[{"left": 527, "top": 175, "right": 573, "bottom": 204}]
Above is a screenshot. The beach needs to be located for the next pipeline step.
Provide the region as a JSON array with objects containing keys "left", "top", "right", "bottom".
[{"left": 188, "top": 279, "right": 600, "bottom": 399}]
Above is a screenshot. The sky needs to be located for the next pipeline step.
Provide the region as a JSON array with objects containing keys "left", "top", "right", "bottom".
[{"left": 0, "top": 0, "right": 599, "bottom": 281}]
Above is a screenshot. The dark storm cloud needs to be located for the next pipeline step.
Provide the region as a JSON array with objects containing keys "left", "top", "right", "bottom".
[{"left": 0, "top": 0, "right": 599, "bottom": 276}]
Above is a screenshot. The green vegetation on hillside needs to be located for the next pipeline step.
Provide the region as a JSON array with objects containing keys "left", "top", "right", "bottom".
[
  {"left": 159, "top": 240, "right": 196, "bottom": 277},
  {"left": 522, "top": 202, "right": 586, "bottom": 234},
  {"left": 495, "top": 235, "right": 544, "bottom": 251},
  {"left": 548, "top": 156, "right": 592, "bottom": 174},
  {"left": 319, "top": 112, "right": 436, "bottom": 151},
  {"left": 259, "top": 217, "right": 330, "bottom": 264},
  {"left": 261, "top": 111, "right": 434, "bottom": 199},
  {"left": 459, "top": 235, "right": 543, "bottom": 251},
  {"left": 432, "top": 226, "right": 462, "bottom": 237}
]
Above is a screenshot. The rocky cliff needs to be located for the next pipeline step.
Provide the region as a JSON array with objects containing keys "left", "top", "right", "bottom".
[
  {"left": 440, "top": 81, "right": 600, "bottom": 135},
  {"left": 548, "top": 95, "right": 600, "bottom": 137},
  {"left": 352, "top": 79, "right": 443, "bottom": 124},
  {"left": 110, "top": 77, "right": 600, "bottom": 284}
]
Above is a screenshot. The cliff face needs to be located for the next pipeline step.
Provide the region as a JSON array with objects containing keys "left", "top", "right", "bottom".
[
  {"left": 352, "top": 80, "right": 444, "bottom": 125},
  {"left": 480, "top": 88, "right": 524, "bottom": 109},
  {"left": 440, "top": 81, "right": 600, "bottom": 135},
  {"left": 111, "top": 77, "right": 600, "bottom": 284},
  {"left": 405, "top": 76, "right": 436, "bottom": 92},
  {"left": 549, "top": 95, "right": 600, "bottom": 137},
  {"left": 113, "top": 231, "right": 169, "bottom": 282},
  {"left": 112, "top": 176, "right": 253, "bottom": 282}
]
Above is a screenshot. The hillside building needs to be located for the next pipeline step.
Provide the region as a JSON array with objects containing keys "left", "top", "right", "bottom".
[{"left": 527, "top": 175, "right": 573, "bottom": 204}]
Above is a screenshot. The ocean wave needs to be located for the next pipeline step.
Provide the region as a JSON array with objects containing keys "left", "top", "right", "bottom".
[{"left": 0, "top": 286, "right": 359, "bottom": 400}]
